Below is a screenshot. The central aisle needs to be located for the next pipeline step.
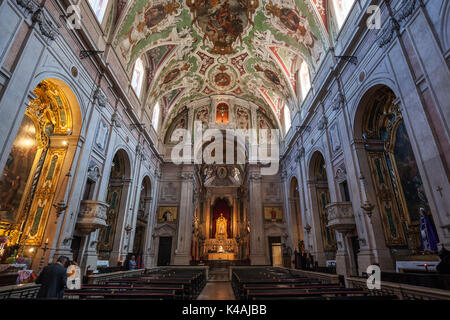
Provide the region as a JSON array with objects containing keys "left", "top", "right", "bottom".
[
  {"left": 197, "top": 282, "right": 236, "bottom": 300},
  {"left": 197, "top": 265, "right": 235, "bottom": 300}
]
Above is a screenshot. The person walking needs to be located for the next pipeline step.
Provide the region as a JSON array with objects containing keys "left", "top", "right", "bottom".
[{"left": 35, "top": 256, "right": 69, "bottom": 298}]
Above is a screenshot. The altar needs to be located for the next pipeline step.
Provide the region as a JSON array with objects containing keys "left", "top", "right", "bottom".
[
  {"left": 208, "top": 253, "right": 235, "bottom": 260},
  {"left": 203, "top": 212, "right": 238, "bottom": 260}
]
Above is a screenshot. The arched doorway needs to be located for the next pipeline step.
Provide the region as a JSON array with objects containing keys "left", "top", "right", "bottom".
[
  {"left": 0, "top": 79, "right": 81, "bottom": 267},
  {"left": 133, "top": 176, "right": 151, "bottom": 268},
  {"left": 97, "top": 149, "right": 132, "bottom": 265},
  {"left": 309, "top": 152, "right": 336, "bottom": 266},
  {"left": 357, "top": 86, "right": 439, "bottom": 261}
]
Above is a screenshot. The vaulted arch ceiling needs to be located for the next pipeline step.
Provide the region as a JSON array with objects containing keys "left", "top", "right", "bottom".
[{"left": 113, "top": 0, "right": 329, "bottom": 131}]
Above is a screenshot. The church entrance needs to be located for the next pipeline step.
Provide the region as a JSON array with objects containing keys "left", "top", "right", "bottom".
[
  {"left": 157, "top": 236, "right": 172, "bottom": 266},
  {"left": 268, "top": 236, "right": 282, "bottom": 267}
]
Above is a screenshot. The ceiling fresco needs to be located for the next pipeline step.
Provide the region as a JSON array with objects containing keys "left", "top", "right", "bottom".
[{"left": 113, "top": 0, "right": 329, "bottom": 134}]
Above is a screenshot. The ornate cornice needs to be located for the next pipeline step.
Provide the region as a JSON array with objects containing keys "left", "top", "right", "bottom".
[
  {"left": 32, "top": 9, "right": 59, "bottom": 41},
  {"left": 331, "top": 93, "right": 345, "bottom": 111},
  {"left": 378, "top": 17, "right": 400, "bottom": 48},
  {"left": 16, "top": 0, "right": 39, "bottom": 14}
]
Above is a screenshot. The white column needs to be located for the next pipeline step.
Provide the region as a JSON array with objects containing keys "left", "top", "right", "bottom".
[
  {"left": 173, "top": 168, "right": 195, "bottom": 265},
  {"left": 248, "top": 166, "right": 267, "bottom": 265}
]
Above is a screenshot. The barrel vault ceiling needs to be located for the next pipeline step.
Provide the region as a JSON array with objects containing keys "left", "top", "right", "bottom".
[{"left": 112, "top": 0, "right": 329, "bottom": 133}]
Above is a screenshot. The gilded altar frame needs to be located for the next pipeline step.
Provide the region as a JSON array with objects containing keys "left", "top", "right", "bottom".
[{"left": 0, "top": 80, "right": 72, "bottom": 247}]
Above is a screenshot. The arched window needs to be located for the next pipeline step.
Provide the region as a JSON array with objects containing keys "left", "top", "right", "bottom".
[
  {"left": 284, "top": 104, "right": 291, "bottom": 135},
  {"left": 88, "top": 0, "right": 109, "bottom": 23},
  {"left": 332, "top": 0, "right": 355, "bottom": 29},
  {"left": 299, "top": 61, "right": 311, "bottom": 100},
  {"left": 131, "top": 57, "right": 144, "bottom": 98},
  {"left": 152, "top": 102, "right": 160, "bottom": 131}
]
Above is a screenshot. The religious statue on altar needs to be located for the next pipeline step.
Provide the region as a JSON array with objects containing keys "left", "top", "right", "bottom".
[{"left": 215, "top": 213, "right": 228, "bottom": 239}]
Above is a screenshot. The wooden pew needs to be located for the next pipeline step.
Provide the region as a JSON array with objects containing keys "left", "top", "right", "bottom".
[
  {"left": 246, "top": 288, "right": 369, "bottom": 300},
  {"left": 78, "top": 285, "right": 185, "bottom": 298},
  {"left": 75, "top": 268, "right": 206, "bottom": 300},
  {"left": 65, "top": 289, "right": 176, "bottom": 300}
]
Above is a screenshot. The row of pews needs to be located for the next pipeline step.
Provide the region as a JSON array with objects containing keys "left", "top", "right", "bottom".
[
  {"left": 232, "top": 267, "right": 396, "bottom": 300},
  {"left": 64, "top": 268, "right": 206, "bottom": 300}
]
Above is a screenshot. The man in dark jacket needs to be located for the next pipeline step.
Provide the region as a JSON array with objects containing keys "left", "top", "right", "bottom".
[{"left": 35, "top": 256, "right": 69, "bottom": 298}]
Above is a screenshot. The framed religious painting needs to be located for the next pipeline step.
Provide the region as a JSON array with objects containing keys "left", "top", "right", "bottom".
[
  {"left": 157, "top": 206, "right": 178, "bottom": 223},
  {"left": 263, "top": 206, "right": 283, "bottom": 223}
]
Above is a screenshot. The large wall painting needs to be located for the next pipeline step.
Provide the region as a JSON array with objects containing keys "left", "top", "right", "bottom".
[{"left": 0, "top": 116, "right": 38, "bottom": 224}]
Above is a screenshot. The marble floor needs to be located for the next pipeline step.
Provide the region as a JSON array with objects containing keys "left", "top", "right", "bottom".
[{"left": 197, "top": 282, "right": 236, "bottom": 300}]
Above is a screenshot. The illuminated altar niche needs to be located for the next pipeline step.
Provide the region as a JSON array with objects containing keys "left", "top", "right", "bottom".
[
  {"left": 204, "top": 197, "right": 238, "bottom": 260},
  {"left": 216, "top": 102, "right": 229, "bottom": 123}
]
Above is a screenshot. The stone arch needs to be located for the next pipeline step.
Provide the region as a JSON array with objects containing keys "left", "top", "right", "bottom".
[
  {"left": 352, "top": 85, "right": 440, "bottom": 261},
  {"left": 307, "top": 150, "right": 336, "bottom": 266},
  {"left": 97, "top": 148, "right": 133, "bottom": 264},
  {"left": 350, "top": 77, "right": 399, "bottom": 135},
  {"left": 30, "top": 74, "right": 85, "bottom": 136},
  {"left": 306, "top": 146, "right": 327, "bottom": 177},
  {"left": 440, "top": 0, "right": 450, "bottom": 52},
  {"left": 111, "top": 144, "right": 134, "bottom": 177},
  {"left": 132, "top": 175, "right": 152, "bottom": 267}
]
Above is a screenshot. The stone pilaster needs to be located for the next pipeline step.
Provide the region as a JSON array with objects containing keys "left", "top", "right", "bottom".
[
  {"left": 248, "top": 166, "right": 267, "bottom": 265},
  {"left": 173, "top": 168, "right": 195, "bottom": 265}
]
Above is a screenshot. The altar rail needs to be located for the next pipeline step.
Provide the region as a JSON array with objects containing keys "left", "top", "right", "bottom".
[
  {"left": 346, "top": 276, "right": 450, "bottom": 300},
  {"left": 0, "top": 283, "right": 40, "bottom": 299}
]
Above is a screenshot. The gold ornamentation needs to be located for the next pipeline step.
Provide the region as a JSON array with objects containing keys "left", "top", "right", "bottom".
[{"left": 1, "top": 80, "right": 72, "bottom": 246}]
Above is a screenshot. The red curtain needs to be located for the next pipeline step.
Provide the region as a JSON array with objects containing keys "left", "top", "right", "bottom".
[{"left": 211, "top": 198, "right": 232, "bottom": 238}]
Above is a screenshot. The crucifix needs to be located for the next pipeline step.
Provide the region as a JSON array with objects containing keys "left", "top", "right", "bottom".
[
  {"left": 436, "top": 186, "right": 443, "bottom": 197},
  {"left": 217, "top": 103, "right": 228, "bottom": 123}
]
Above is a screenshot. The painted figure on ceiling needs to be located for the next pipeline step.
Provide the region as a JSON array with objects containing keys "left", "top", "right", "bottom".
[
  {"left": 118, "top": 1, "right": 180, "bottom": 61},
  {"left": 266, "top": 2, "right": 322, "bottom": 63},
  {"left": 162, "top": 63, "right": 190, "bottom": 85},
  {"left": 188, "top": 0, "right": 258, "bottom": 55}
]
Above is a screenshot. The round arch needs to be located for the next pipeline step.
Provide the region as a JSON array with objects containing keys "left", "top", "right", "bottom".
[
  {"left": 350, "top": 79, "right": 400, "bottom": 138},
  {"left": 306, "top": 148, "right": 327, "bottom": 180},
  {"left": 111, "top": 145, "right": 134, "bottom": 178},
  {"left": 31, "top": 74, "right": 84, "bottom": 137}
]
